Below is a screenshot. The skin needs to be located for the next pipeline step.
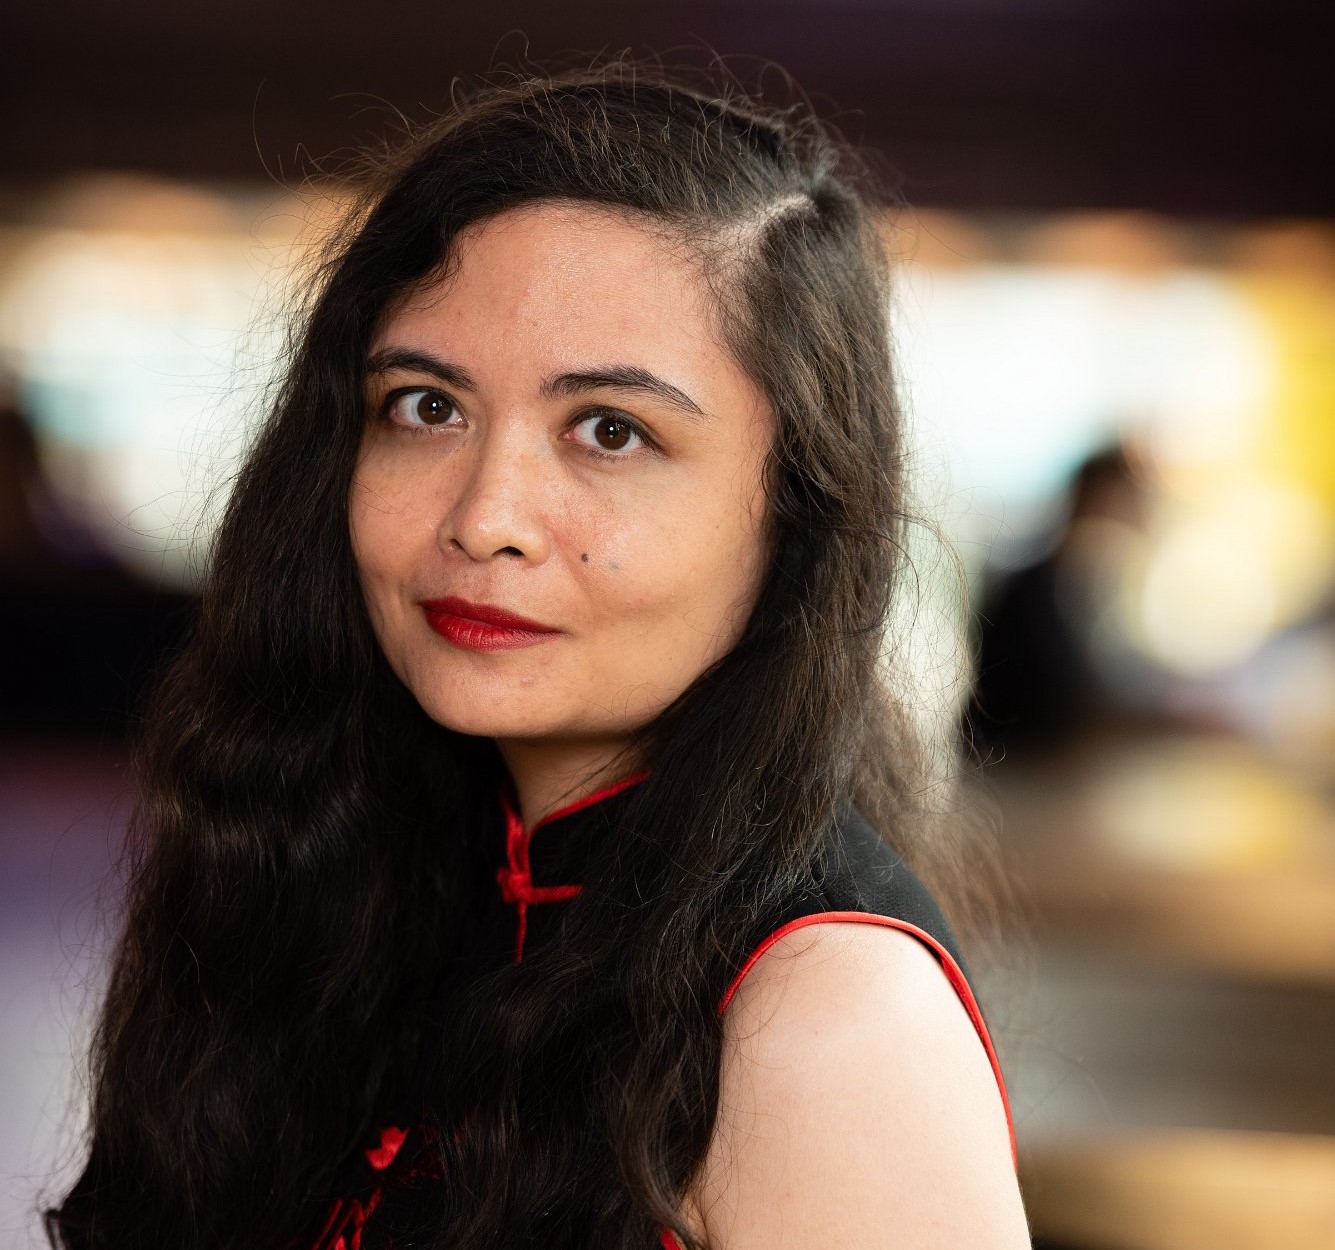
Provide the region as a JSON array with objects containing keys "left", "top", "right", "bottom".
[
  {"left": 680, "top": 923, "right": 1032, "bottom": 1248},
  {"left": 350, "top": 201, "right": 774, "bottom": 825},
  {"left": 350, "top": 199, "right": 1029, "bottom": 1247}
]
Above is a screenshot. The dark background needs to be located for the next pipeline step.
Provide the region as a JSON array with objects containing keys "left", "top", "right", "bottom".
[{"left": 6, "top": 0, "right": 1333, "bottom": 215}]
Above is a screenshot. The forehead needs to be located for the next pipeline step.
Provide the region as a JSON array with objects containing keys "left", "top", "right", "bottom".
[{"left": 375, "top": 202, "right": 750, "bottom": 397}]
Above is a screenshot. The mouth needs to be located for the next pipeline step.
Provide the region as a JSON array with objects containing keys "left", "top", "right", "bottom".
[{"left": 419, "top": 596, "right": 562, "bottom": 652}]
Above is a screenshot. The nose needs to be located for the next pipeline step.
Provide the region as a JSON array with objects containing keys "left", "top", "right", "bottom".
[{"left": 437, "top": 426, "right": 552, "bottom": 565}]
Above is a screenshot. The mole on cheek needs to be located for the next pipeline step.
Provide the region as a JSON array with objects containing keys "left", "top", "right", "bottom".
[{"left": 580, "top": 553, "right": 589, "bottom": 563}]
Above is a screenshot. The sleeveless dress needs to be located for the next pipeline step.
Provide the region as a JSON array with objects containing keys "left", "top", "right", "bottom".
[{"left": 306, "top": 775, "right": 1016, "bottom": 1250}]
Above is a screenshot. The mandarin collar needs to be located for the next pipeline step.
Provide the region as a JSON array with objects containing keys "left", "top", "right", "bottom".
[{"left": 495, "top": 771, "right": 647, "bottom": 962}]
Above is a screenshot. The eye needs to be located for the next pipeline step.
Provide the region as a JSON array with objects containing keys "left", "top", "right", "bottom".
[
  {"left": 383, "top": 388, "right": 462, "bottom": 429},
  {"left": 569, "top": 411, "right": 647, "bottom": 455}
]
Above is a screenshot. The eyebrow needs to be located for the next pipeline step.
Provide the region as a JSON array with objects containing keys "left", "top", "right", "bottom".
[
  {"left": 540, "top": 366, "right": 707, "bottom": 420},
  {"left": 365, "top": 347, "right": 476, "bottom": 391},
  {"left": 364, "top": 347, "right": 709, "bottom": 420}
]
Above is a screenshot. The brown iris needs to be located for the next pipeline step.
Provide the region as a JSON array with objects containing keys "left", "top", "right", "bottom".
[
  {"left": 415, "top": 392, "right": 454, "bottom": 425},
  {"left": 594, "top": 415, "right": 632, "bottom": 450}
]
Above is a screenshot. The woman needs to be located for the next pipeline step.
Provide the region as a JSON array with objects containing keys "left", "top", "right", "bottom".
[{"left": 49, "top": 59, "right": 1029, "bottom": 1249}]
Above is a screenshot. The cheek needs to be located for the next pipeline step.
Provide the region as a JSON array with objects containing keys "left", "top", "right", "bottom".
[
  {"left": 683, "top": 466, "right": 773, "bottom": 633},
  {"left": 347, "top": 477, "right": 386, "bottom": 587},
  {"left": 348, "top": 447, "right": 439, "bottom": 564},
  {"left": 347, "top": 463, "right": 415, "bottom": 629},
  {"left": 581, "top": 471, "right": 770, "bottom": 636}
]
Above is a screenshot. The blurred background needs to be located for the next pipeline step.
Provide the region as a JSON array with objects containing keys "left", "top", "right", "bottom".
[{"left": 2, "top": 2, "right": 1333, "bottom": 1247}]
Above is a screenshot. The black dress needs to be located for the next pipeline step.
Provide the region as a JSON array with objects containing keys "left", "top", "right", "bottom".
[{"left": 304, "top": 774, "right": 1015, "bottom": 1250}]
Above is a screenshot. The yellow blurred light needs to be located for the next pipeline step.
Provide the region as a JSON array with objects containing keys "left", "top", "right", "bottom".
[
  {"left": 1136, "top": 515, "right": 1275, "bottom": 675},
  {"left": 1087, "top": 738, "right": 1332, "bottom": 873},
  {"left": 1021, "top": 210, "right": 1192, "bottom": 274},
  {"left": 1133, "top": 482, "right": 1335, "bottom": 676}
]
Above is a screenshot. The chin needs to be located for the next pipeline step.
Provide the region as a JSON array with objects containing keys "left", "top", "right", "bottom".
[
  {"left": 407, "top": 684, "right": 593, "bottom": 742},
  {"left": 410, "top": 681, "right": 661, "bottom": 745},
  {"left": 410, "top": 691, "right": 554, "bottom": 740},
  {"left": 386, "top": 648, "right": 550, "bottom": 735}
]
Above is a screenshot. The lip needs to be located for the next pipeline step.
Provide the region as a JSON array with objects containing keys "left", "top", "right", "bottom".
[{"left": 419, "top": 596, "right": 561, "bottom": 652}]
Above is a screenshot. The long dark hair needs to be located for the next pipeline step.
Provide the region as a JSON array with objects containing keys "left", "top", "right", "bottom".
[{"left": 50, "top": 56, "right": 955, "bottom": 1250}]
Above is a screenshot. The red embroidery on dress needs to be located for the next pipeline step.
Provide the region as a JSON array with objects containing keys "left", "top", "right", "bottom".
[
  {"left": 496, "top": 771, "right": 648, "bottom": 963},
  {"left": 309, "top": 1189, "right": 384, "bottom": 1250},
  {"left": 311, "top": 1198, "right": 344, "bottom": 1249},
  {"left": 495, "top": 805, "right": 581, "bottom": 964},
  {"left": 313, "top": 772, "right": 663, "bottom": 1247},
  {"left": 305, "top": 1125, "right": 410, "bottom": 1250},
  {"left": 364, "top": 1124, "right": 407, "bottom": 1171}
]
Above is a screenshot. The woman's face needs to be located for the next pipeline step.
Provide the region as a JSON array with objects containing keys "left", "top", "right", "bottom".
[{"left": 350, "top": 201, "right": 775, "bottom": 751}]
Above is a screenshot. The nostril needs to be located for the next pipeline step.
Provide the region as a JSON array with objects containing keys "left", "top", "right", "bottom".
[{"left": 498, "top": 546, "right": 524, "bottom": 558}]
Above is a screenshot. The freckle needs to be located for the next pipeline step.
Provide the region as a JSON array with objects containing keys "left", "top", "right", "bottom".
[
  {"left": 580, "top": 553, "right": 590, "bottom": 563},
  {"left": 607, "top": 559, "right": 621, "bottom": 572}
]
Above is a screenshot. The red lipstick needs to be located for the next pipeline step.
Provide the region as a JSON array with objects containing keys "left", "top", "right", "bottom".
[{"left": 420, "top": 596, "right": 561, "bottom": 652}]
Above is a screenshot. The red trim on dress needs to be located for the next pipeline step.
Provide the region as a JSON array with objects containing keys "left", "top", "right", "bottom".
[
  {"left": 317, "top": 793, "right": 1013, "bottom": 1250},
  {"left": 717, "top": 911, "right": 1018, "bottom": 1168},
  {"left": 497, "top": 771, "right": 650, "bottom": 963},
  {"left": 524, "top": 770, "right": 651, "bottom": 832}
]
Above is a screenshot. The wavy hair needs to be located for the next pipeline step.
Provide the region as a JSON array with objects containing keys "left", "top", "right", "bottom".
[{"left": 49, "top": 56, "right": 957, "bottom": 1250}]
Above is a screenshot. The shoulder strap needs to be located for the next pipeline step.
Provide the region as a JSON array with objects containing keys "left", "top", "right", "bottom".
[
  {"left": 765, "top": 802, "right": 968, "bottom": 970},
  {"left": 718, "top": 804, "right": 1017, "bottom": 1165}
]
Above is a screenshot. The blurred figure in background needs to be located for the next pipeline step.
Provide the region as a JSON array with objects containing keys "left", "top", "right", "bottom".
[
  {"left": 0, "top": 397, "right": 190, "bottom": 738},
  {"left": 967, "top": 443, "right": 1152, "bottom": 761}
]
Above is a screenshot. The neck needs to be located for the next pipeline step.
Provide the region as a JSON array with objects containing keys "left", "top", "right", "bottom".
[{"left": 496, "top": 735, "right": 642, "bottom": 828}]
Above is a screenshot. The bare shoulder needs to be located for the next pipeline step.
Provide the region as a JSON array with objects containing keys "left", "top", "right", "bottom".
[{"left": 683, "top": 921, "right": 1030, "bottom": 1249}]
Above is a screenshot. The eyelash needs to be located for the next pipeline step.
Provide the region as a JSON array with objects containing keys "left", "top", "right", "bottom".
[
  {"left": 377, "top": 387, "right": 463, "bottom": 434},
  {"left": 570, "top": 408, "right": 657, "bottom": 461},
  {"left": 375, "top": 386, "right": 659, "bottom": 460}
]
